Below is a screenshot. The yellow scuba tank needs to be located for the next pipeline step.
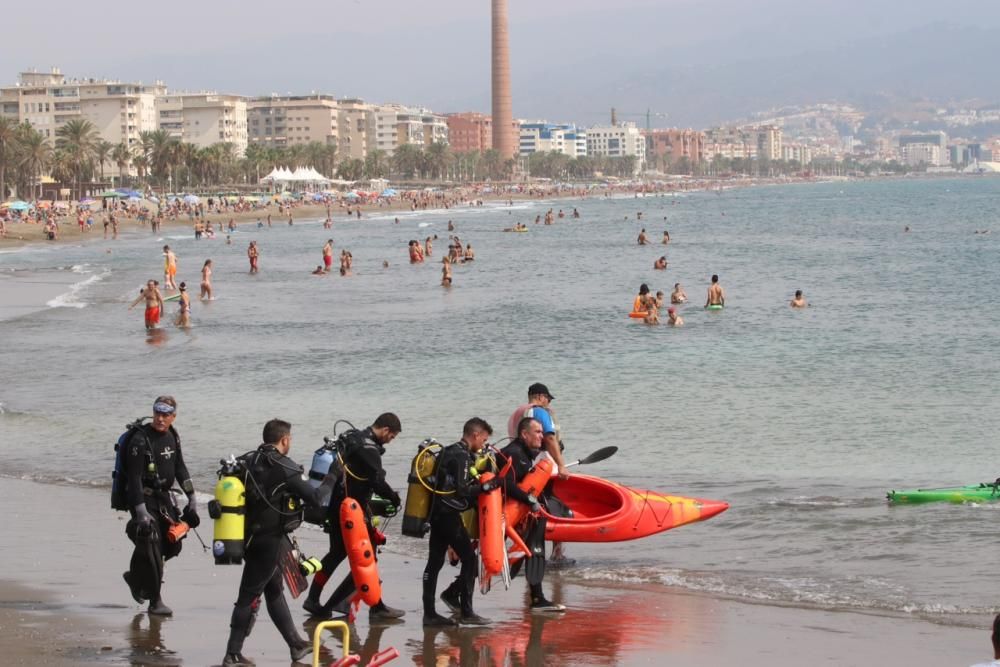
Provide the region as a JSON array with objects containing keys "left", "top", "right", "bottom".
[
  {"left": 402, "top": 439, "right": 441, "bottom": 537},
  {"left": 210, "top": 472, "right": 245, "bottom": 564}
]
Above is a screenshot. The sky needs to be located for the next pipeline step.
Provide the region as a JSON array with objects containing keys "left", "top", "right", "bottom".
[{"left": 3, "top": 0, "right": 1000, "bottom": 126}]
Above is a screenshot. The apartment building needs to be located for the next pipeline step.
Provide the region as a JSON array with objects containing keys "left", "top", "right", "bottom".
[
  {"left": 447, "top": 113, "right": 493, "bottom": 154},
  {"left": 373, "top": 104, "right": 448, "bottom": 154},
  {"left": 519, "top": 122, "right": 587, "bottom": 158},
  {"left": 781, "top": 143, "right": 813, "bottom": 165},
  {"left": 1, "top": 68, "right": 162, "bottom": 153},
  {"left": 337, "top": 98, "right": 375, "bottom": 160},
  {"left": 756, "top": 125, "right": 783, "bottom": 161},
  {"left": 643, "top": 129, "right": 706, "bottom": 168},
  {"left": 156, "top": 93, "right": 248, "bottom": 156},
  {"left": 586, "top": 123, "right": 645, "bottom": 170},
  {"left": 247, "top": 95, "right": 338, "bottom": 148}
]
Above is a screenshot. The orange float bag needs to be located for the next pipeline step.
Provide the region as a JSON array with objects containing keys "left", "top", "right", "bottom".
[
  {"left": 340, "top": 498, "right": 381, "bottom": 607},
  {"left": 503, "top": 454, "right": 555, "bottom": 551},
  {"left": 477, "top": 471, "right": 506, "bottom": 584}
]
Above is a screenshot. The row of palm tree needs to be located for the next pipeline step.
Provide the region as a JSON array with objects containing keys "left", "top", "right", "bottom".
[{"left": 0, "top": 117, "right": 669, "bottom": 201}]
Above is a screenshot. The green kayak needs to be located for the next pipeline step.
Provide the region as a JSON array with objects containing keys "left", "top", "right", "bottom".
[{"left": 887, "top": 483, "right": 1000, "bottom": 504}]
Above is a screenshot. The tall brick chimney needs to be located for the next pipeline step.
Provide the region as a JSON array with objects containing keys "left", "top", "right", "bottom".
[{"left": 491, "top": 0, "right": 515, "bottom": 159}]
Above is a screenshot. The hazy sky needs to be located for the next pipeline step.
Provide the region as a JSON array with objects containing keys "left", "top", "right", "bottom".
[{"left": 3, "top": 0, "right": 999, "bottom": 126}]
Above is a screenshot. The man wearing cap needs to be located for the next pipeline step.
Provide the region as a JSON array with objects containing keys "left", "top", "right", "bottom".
[
  {"left": 122, "top": 396, "right": 199, "bottom": 616},
  {"left": 507, "top": 383, "right": 574, "bottom": 565}
]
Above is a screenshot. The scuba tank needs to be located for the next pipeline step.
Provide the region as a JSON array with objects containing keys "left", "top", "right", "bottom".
[
  {"left": 208, "top": 456, "right": 246, "bottom": 565},
  {"left": 304, "top": 436, "right": 344, "bottom": 527},
  {"left": 401, "top": 439, "right": 442, "bottom": 538}
]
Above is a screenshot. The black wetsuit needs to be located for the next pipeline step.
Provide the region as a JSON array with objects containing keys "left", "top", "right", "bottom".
[
  {"left": 422, "top": 440, "right": 489, "bottom": 616},
  {"left": 308, "top": 428, "right": 401, "bottom": 608},
  {"left": 225, "top": 445, "right": 321, "bottom": 656},
  {"left": 498, "top": 439, "right": 549, "bottom": 599},
  {"left": 124, "top": 424, "right": 190, "bottom": 601}
]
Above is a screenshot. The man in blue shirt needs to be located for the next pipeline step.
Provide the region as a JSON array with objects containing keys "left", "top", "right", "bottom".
[{"left": 507, "top": 383, "right": 573, "bottom": 564}]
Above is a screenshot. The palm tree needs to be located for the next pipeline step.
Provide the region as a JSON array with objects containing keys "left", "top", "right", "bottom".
[
  {"left": 364, "top": 149, "right": 388, "bottom": 179},
  {"left": 18, "top": 128, "right": 53, "bottom": 200},
  {"left": 94, "top": 140, "right": 114, "bottom": 183},
  {"left": 0, "top": 117, "right": 19, "bottom": 200},
  {"left": 392, "top": 144, "right": 423, "bottom": 179},
  {"left": 55, "top": 119, "right": 100, "bottom": 198},
  {"left": 425, "top": 141, "right": 451, "bottom": 180},
  {"left": 111, "top": 142, "right": 132, "bottom": 186},
  {"left": 337, "top": 158, "right": 364, "bottom": 181}
]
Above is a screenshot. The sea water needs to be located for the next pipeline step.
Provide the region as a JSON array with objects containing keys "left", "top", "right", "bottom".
[{"left": 1, "top": 177, "right": 998, "bottom": 627}]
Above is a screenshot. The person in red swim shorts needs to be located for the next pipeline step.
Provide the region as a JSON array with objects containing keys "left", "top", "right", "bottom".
[{"left": 129, "top": 280, "right": 165, "bottom": 330}]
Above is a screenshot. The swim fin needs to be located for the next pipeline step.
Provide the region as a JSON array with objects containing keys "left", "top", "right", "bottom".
[{"left": 279, "top": 539, "right": 308, "bottom": 599}]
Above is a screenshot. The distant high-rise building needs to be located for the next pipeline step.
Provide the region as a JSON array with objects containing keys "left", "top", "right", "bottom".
[
  {"left": 337, "top": 99, "right": 375, "bottom": 160},
  {"left": 898, "top": 131, "right": 947, "bottom": 151},
  {"left": 247, "top": 95, "right": 339, "bottom": 149},
  {"left": 156, "top": 93, "right": 248, "bottom": 156},
  {"left": 1, "top": 68, "right": 163, "bottom": 176},
  {"left": 643, "top": 129, "right": 706, "bottom": 169},
  {"left": 756, "top": 125, "right": 782, "bottom": 161},
  {"left": 586, "top": 122, "right": 645, "bottom": 172},
  {"left": 372, "top": 103, "right": 448, "bottom": 155},
  {"left": 519, "top": 122, "right": 587, "bottom": 158},
  {"left": 491, "top": 0, "right": 516, "bottom": 159},
  {"left": 447, "top": 113, "right": 493, "bottom": 154}
]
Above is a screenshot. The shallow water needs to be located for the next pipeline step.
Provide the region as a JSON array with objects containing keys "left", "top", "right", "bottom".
[{"left": 2, "top": 177, "right": 999, "bottom": 625}]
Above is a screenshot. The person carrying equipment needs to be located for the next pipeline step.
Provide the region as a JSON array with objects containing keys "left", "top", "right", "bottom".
[
  {"left": 122, "top": 396, "right": 198, "bottom": 616},
  {"left": 498, "top": 417, "right": 566, "bottom": 613},
  {"left": 423, "top": 418, "right": 496, "bottom": 627},
  {"left": 221, "top": 419, "right": 323, "bottom": 667},
  {"left": 303, "top": 413, "right": 405, "bottom": 622},
  {"left": 507, "top": 382, "right": 574, "bottom": 565}
]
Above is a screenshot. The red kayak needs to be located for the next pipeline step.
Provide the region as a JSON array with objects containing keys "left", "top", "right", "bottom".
[{"left": 542, "top": 474, "right": 729, "bottom": 542}]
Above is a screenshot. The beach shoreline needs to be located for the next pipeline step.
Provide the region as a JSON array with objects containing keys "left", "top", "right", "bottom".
[
  {"left": 0, "top": 175, "right": 819, "bottom": 250},
  {"left": 0, "top": 477, "right": 987, "bottom": 666}
]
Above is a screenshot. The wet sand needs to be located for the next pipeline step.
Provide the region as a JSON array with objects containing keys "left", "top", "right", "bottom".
[{"left": 0, "top": 478, "right": 987, "bottom": 666}]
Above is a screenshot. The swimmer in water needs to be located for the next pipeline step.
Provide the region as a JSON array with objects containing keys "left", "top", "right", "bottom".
[
  {"left": 667, "top": 307, "right": 683, "bottom": 327},
  {"left": 200, "top": 259, "right": 213, "bottom": 300},
  {"left": 662, "top": 231, "right": 670, "bottom": 245},
  {"left": 175, "top": 282, "right": 191, "bottom": 329},
  {"left": 705, "top": 275, "right": 724, "bottom": 308},
  {"left": 441, "top": 256, "right": 452, "bottom": 287},
  {"left": 671, "top": 283, "right": 687, "bottom": 304},
  {"left": 655, "top": 291, "right": 665, "bottom": 309},
  {"left": 312, "top": 266, "right": 325, "bottom": 275},
  {"left": 790, "top": 290, "right": 808, "bottom": 308},
  {"left": 633, "top": 283, "right": 650, "bottom": 313},
  {"left": 654, "top": 256, "right": 667, "bottom": 270},
  {"left": 642, "top": 296, "right": 659, "bottom": 325},
  {"left": 638, "top": 229, "right": 648, "bottom": 245}
]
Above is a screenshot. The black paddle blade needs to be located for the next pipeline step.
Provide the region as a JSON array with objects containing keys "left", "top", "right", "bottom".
[{"left": 576, "top": 446, "right": 618, "bottom": 466}]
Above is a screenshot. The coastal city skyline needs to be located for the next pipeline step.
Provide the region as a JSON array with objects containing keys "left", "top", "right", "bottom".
[{"left": 2, "top": 0, "right": 998, "bottom": 127}]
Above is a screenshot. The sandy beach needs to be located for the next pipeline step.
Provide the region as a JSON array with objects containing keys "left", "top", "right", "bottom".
[{"left": 0, "top": 478, "right": 986, "bottom": 666}]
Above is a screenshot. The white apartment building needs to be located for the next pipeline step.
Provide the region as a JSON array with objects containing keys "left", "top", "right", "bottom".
[
  {"left": 247, "top": 95, "right": 339, "bottom": 148},
  {"left": 373, "top": 103, "right": 448, "bottom": 155},
  {"left": 156, "top": 93, "right": 248, "bottom": 156},
  {"left": 756, "top": 125, "right": 783, "bottom": 161},
  {"left": 781, "top": 143, "right": 813, "bottom": 165},
  {"left": 586, "top": 123, "right": 645, "bottom": 171},
  {"left": 519, "top": 122, "right": 587, "bottom": 158},
  {"left": 1, "top": 68, "right": 163, "bottom": 174},
  {"left": 901, "top": 143, "right": 944, "bottom": 167}
]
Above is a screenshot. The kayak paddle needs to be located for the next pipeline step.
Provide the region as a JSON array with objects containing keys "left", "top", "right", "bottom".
[{"left": 565, "top": 446, "right": 618, "bottom": 468}]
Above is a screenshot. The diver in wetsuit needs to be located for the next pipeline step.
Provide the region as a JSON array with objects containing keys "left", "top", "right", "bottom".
[
  {"left": 303, "top": 413, "right": 405, "bottom": 621},
  {"left": 221, "top": 419, "right": 322, "bottom": 667},
  {"left": 122, "top": 396, "right": 199, "bottom": 616},
  {"left": 498, "top": 417, "right": 566, "bottom": 613},
  {"left": 422, "top": 417, "right": 496, "bottom": 627}
]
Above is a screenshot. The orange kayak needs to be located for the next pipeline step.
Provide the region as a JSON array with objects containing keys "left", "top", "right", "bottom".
[{"left": 542, "top": 474, "right": 728, "bottom": 542}]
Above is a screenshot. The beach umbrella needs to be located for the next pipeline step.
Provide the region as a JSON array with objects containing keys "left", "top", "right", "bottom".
[
  {"left": 344, "top": 192, "right": 359, "bottom": 199},
  {"left": 380, "top": 188, "right": 398, "bottom": 197},
  {"left": 127, "top": 196, "right": 142, "bottom": 203},
  {"left": 311, "top": 193, "right": 326, "bottom": 201},
  {"left": 53, "top": 201, "right": 70, "bottom": 209},
  {"left": 8, "top": 201, "right": 30, "bottom": 211},
  {"left": 147, "top": 196, "right": 160, "bottom": 203},
  {"left": 183, "top": 194, "right": 200, "bottom": 205},
  {"left": 101, "top": 190, "right": 123, "bottom": 198}
]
